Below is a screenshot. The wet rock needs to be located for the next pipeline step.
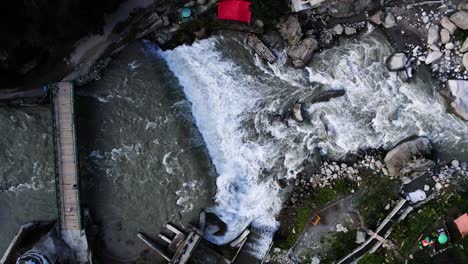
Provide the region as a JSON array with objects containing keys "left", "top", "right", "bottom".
[
  {"left": 441, "top": 17, "right": 457, "bottom": 35},
  {"left": 384, "top": 12, "right": 397, "bottom": 28},
  {"left": 398, "top": 67, "right": 413, "bottom": 83},
  {"left": 427, "top": 25, "right": 440, "bottom": 45},
  {"left": 369, "top": 11, "right": 384, "bottom": 25},
  {"left": 425, "top": 51, "right": 443, "bottom": 64},
  {"left": 464, "top": 53, "right": 468, "bottom": 69},
  {"left": 442, "top": 80, "right": 468, "bottom": 121},
  {"left": 461, "top": 38, "right": 468, "bottom": 52},
  {"left": 319, "top": 30, "right": 334, "bottom": 48},
  {"left": 452, "top": 160, "right": 460, "bottom": 168},
  {"left": 194, "top": 27, "right": 207, "bottom": 39},
  {"left": 246, "top": 34, "right": 277, "bottom": 64},
  {"left": 384, "top": 137, "right": 433, "bottom": 176},
  {"left": 386, "top": 53, "right": 407, "bottom": 71},
  {"left": 292, "top": 102, "right": 305, "bottom": 122},
  {"left": 277, "top": 15, "right": 303, "bottom": 46},
  {"left": 332, "top": 24, "right": 344, "bottom": 35},
  {"left": 450, "top": 11, "right": 468, "bottom": 30},
  {"left": 344, "top": 26, "right": 357, "bottom": 35},
  {"left": 441, "top": 29, "right": 451, "bottom": 44},
  {"left": 288, "top": 37, "right": 319, "bottom": 68},
  {"left": 435, "top": 182, "right": 443, "bottom": 190}
]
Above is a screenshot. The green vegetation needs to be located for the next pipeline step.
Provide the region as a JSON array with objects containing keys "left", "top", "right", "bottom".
[
  {"left": 392, "top": 177, "right": 468, "bottom": 255},
  {"left": 320, "top": 230, "right": 358, "bottom": 263},
  {"left": 357, "top": 252, "right": 386, "bottom": 264},
  {"left": 454, "top": 29, "right": 468, "bottom": 42},
  {"left": 275, "top": 178, "right": 357, "bottom": 249},
  {"left": 356, "top": 172, "right": 400, "bottom": 230},
  {"left": 251, "top": 0, "right": 289, "bottom": 26}
]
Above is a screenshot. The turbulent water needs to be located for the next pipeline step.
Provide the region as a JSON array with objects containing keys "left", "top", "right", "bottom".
[
  {"left": 2, "top": 30, "right": 468, "bottom": 261},
  {"left": 75, "top": 42, "right": 216, "bottom": 262},
  {"left": 158, "top": 31, "right": 468, "bottom": 257},
  {"left": 0, "top": 107, "right": 56, "bottom": 254}
]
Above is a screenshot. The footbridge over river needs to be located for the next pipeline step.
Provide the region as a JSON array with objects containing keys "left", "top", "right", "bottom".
[{"left": 51, "top": 82, "right": 90, "bottom": 262}]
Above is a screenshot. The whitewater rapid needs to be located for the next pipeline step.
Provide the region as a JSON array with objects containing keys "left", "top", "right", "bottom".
[{"left": 155, "top": 32, "right": 468, "bottom": 258}]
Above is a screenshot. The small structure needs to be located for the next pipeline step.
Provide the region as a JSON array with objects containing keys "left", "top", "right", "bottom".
[
  {"left": 217, "top": 0, "right": 252, "bottom": 23},
  {"left": 454, "top": 213, "right": 468, "bottom": 237},
  {"left": 290, "top": 0, "right": 326, "bottom": 12}
]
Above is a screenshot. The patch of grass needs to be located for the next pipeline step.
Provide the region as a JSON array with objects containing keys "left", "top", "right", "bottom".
[
  {"left": 454, "top": 29, "right": 468, "bottom": 42},
  {"left": 320, "top": 229, "right": 358, "bottom": 263},
  {"left": 356, "top": 172, "right": 400, "bottom": 230},
  {"left": 357, "top": 252, "right": 386, "bottom": 264},
  {"left": 275, "top": 179, "right": 357, "bottom": 249}
]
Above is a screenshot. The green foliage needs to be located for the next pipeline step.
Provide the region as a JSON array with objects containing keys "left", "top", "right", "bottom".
[
  {"left": 356, "top": 173, "right": 399, "bottom": 230},
  {"left": 454, "top": 29, "right": 468, "bottom": 42},
  {"left": 321, "top": 230, "right": 358, "bottom": 263},
  {"left": 250, "top": 0, "right": 289, "bottom": 26},
  {"left": 357, "top": 252, "right": 386, "bottom": 264}
]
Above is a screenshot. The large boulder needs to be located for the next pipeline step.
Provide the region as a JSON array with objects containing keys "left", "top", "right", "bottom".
[
  {"left": 450, "top": 11, "right": 468, "bottom": 30},
  {"left": 384, "top": 137, "right": 433, "bottom": 176},
  {"left": 441, "top": 80, "right": 468, "bottom": 121},
  {"left": 246, "top": 34, "right": 277, "bottom": 64},
  {"left": 277, "top": 15, "right": 303, "bottom": 46},
  {"left": 440, "top": 17, "right": 457, "bottom": 35},
  {"left": 386, "top": 53, "right": 407, "bottom": 71},
  {"left": 427, "top": 24, "right": 440, "bottom": 45},
  {"left": 287, "top": 37, "right": 319, "bottom": 68}
]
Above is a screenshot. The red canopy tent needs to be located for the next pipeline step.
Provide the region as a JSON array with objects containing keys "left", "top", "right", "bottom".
[{"left": 217, "top": 0, "right": 252, "bottom": 24}]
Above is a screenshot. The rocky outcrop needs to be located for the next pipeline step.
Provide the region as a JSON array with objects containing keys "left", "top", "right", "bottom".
[
  {"left": 450, "top": 11, "right": 468, "bottom": 30},
  {"left": 384, "top": 137, "right": 433, "bottom": 177},
  {"left": 277, "top": 15, "right": 303, "bottom": 46},
  {"left": 441, "top": 80, "right": 468, "bottom": 121},
  {"left": 246, "top": 34, "right": 277, "bottom": 64},
  {"left": 321, "top": 0, "right": 381, "bottom": 18},
  {"left": 287, "top": 37, "right": 319, "bottom": 68}
]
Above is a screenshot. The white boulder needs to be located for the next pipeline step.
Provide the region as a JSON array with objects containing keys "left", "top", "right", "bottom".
[
  {"left": 384, "top": 12, "right": 397, "bottom": 28},
  {"left": 442, "top": 80, "right": 468, "bottom": 121},
  {"left": 441, "top": 17, "right": 458, "bottom": 34},
  {"left": 450, "top": 11, "right": 468, "bottom": 30},
  {"left": 427, "top": 25, "right": 440, "bottom": 45},
  {"left": 333, "top": 24, "right": 344, "bottom": 35},
  {"left": 386, "top": 53, "right": 407, "bottom": 71},
  {"left": 461, "top": 38, "right": 468, "bottom": 52},
  {"left": 440, "top": 28, "right": 451, "bottom": 44},
  {"left": 425, "top": 51, "right": 443, "bottom": 64},
  {"left": 344, "top": 26, "right": 357, "bottom": 35}
]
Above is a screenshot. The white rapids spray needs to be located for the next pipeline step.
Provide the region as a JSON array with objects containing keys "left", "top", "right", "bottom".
[{"left": 155, "top": 32, "right": 468, "bottom": 258}]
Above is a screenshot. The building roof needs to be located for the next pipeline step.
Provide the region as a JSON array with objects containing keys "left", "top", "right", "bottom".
[
  {"left": 454, "top": 213, "right": 468, "bottom": 237},
  {"left": 217, "top": 0, "right": 251, "bottom": 23}
]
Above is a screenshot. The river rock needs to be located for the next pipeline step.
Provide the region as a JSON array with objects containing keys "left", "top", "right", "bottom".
[
  {"left": 464, "top": 53, "right": 468, "bottom": 69},
  {"left": 333, "top": 24, "right": 344, "bottom": 35},
  {"left": 246, "top": 34, "right": 277, "bottom": 64},
  {"left": 459, "top": 1, "right": 468, "bottom": 11},
  {"left": 384, "top": 137, "right": 433, "bottom": 176},
  {"left": 450, "top": 11, "right": 468, "bottom": 30},
  {"left": 425, "top": 51, "right": 443, "bottom": 64},
  {"left": 440, "top": 28, "right": 451, "bottom": 44},
  {"left": 441, "top": 80, "right": 468, "bottom": 121},
  {"left": 386, "top": 53, "right": 407, "bottom": 71},
  {"left": 344, "top": 26, "right": 357, "bottom": 35},
  {"left": 452, "top": 160, "right": 460, "bottom": 168},
  {"left": 319, "top": 30, "right": 334, "bottom": 48},
  {"left": 384, "top": 12, "right": 397, "bottom": 28},
  {"left": 277, "top": 15, "right": 303, "bottom": 46},
  {"left": 356, "top": 230, "right": 366, "bottom": 244},
  {"left": 427, "top": 25, "right": 440, "bottom": 45},
  {"left": 369, "top": 11, "right": 384, "bottom": 25},
  {"left": 461, "top": 38, "right": 468, "bottom": 52},
  {"left": 288, "top": 37, "right": 319, "bottom": 68},
  {"left": 441, "top": 17, "right": 457, "bottom": 35},
  {"left": 292, "top": 102, "right": 305, "bottom": 122},
  {"left": 435, "top": 182, "right": 443, "bottom": 190}
]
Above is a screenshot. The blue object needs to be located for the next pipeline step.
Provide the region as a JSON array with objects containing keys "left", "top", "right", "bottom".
[{"left": 181, "top": 8, "right": 192, "bottom": 18}]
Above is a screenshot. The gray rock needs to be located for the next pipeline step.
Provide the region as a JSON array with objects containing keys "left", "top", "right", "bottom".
[
  {"left": 446, "top": 42, "right": 455, "bottom": 50},
  {"left": 452, "top": 160, "right": 460, "bottom": 168},
  {"left": 277, "top": 15, "right": 303, "bottom": 46},
  {"left": 459, "top": 1, "right": 468, "bottom": 11},
  {"left": 333, "top": 24, "right": 344, "bottom": 35},
  {"left": 441, "top": 80, "right": 468, "bottom": 121},
  {"left": 386, "top": 53, "right": 407, "bottom": 71},
  {"left": 384, "top": 137, "right": 433, "bottom": 176},
  {"left": 435, "top": 182, "right": 443, "bottom": 190},
  {"left": 384, "top": 12, "right": 397, "bottom": 28},
  {"left": 246, "top": 34, "right": 277, "bottom": 64},
  {"left": 424, "top": 185, "right": 430, "bottom": 191},
  {"left": 369, "top": 11, "right": 384, "bottom": 25},
  {"left": 319, "top": 30, "right": 334, "bottom": 48},
  {"left": 344, "top": 26, "right": 357, "bottom": 35},
  {"left": 292, "top": 102, "right": 305, "bottom": 122},
  {"left": 288, "top": 37, "right": 319, "bottom": 68},
  {"left": 464, "top": 51, "right": 468, "bottom": 68},
  {"left": 440, "top": 28, "right": 451, "bottom": 44},
  {"left": 441, "top": 17, "right": 457, "bottom": 35},
  {"left": 425, "top": 51, "right": 443, "bottom": 64},
  {"left": 450, "top": 11, "right": 468, "bottom": 30},
  {"left": 355, "top": 230, "right": 366, "bottom": 244},
  {"left": 461, "top": 37, "right": 468, "bottom": 52},
  {"left": 427, "top": 25, "right": 440, "bottom": 45}
]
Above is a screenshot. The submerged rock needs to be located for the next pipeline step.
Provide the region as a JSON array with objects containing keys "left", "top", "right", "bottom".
[
  {"left": 384, "top": 137, "right": 433, "bottom": 176},
  {"left": 292, "top": 102, "right": 305, "bottom": 122},
  {"left": 288, "top": 37, "right": 319, "bottom": 68},
  {"left": 246, "top": 34, "right": 277, "bottom": 64},
  {"left": 441, "top": 80, "right": 468, "bottom": 121},
  {"left": 369, "top": 11, "right": 384, "bottom": 25},
  {"left": 450, "top": 11, "right": 468, "bottom": 30}
]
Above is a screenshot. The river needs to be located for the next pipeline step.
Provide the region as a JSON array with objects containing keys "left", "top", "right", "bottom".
[{"left": 1, "top": 30, "right": 467, "bottom": 262}]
